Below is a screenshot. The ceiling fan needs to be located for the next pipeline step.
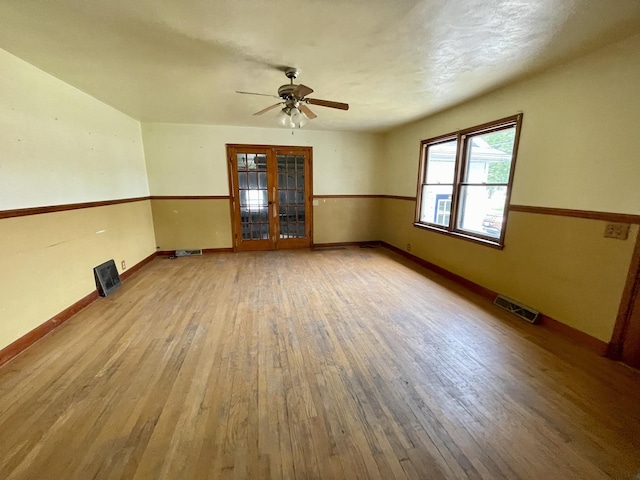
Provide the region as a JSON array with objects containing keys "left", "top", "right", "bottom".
[{"left": 236, "top": 68, "right": 349, "bottom": 128}]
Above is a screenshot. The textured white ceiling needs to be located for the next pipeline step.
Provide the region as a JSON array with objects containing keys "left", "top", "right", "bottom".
[{"left": 1, "top": 0, "right": 640, "bottom": 132}]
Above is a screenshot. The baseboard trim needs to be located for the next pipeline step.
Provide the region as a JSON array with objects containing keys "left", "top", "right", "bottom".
[
  {"left": 0, "top": 290, "right": 99, "bottom": 368},
  {"left": 538, "top": 314, "right": 609, "bottom": 356},
  {"left": 381, "top": 242, "right": 496, "bottom": 301},
  {"left": 203, "top": 248, "right": 234, "bottom": 254},
  {"left": 0, "top": 252, "right": 158, "bottom": 368},
  {"left": 312, "top": 241, "right": 381, "bottom": 250},
  {"left": 120, "top": 252, "right": 156, "bottom": 281},
  {"left": 155, "top": 248, "right": 234, "bottom": 256},
  {"left": 379, "top": 241, "right": 609, "bottom": 356}
]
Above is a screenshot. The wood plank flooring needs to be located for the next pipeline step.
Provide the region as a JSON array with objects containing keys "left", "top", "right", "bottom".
[{"left": 1, "top": 247, "right": 639, "bottom": 479}]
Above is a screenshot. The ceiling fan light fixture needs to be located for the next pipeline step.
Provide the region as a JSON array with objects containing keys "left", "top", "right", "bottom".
[
  {"left": 276, "top": 105, "right": 308, "bottom": 129},
  {"left": 277, "top": 107, "right": 291, "bottom": 127},
  {"left": 298, "top": 111, "right": 309, "bottom": 128},
  {"left": 289, "top": 107, "right": 308, "bottom": 129}
]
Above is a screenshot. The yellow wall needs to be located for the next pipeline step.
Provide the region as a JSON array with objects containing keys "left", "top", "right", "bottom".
[
  {"left": 151, "top": 199, "right": 232, "bottom": 250},
  {"left": 380, "top": 34, "right": 640, "bottom": 341},
  {"left": 0, "top": 202, "right": 156, "bottom": 350},
  {"left": 150, "top": 196, "right": 382, "bottom": 249},
  {"left": 0, "top": 48, "right": 156, "bottom": 351},
  {"left": 381, "top": 199, "right": 637, "bottom": 341},
  {"left": 142, "top": 123, "right": 384, "bottom": 245},
  {"left": 313, "top": 197, "right": 382, "bottom": 245}
]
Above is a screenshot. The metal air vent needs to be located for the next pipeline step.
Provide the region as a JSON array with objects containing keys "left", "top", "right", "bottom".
[
  {"left": 494, "top": 295, "right": 539, "bottom": 323},
  {"left": 175, "top": 249, "right": 203, "bottom": 257}
]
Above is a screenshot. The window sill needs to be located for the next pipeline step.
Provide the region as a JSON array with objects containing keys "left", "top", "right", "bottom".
[{"left": 412, "top": 222, "right": 505, "bottom": 250}]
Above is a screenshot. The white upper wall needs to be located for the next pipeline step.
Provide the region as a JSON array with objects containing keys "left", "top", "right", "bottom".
[
  {"left": 383, "top": 33, "right": 640, "bottom": 215},
  {"left": 0, "top": 48, "right": 149, "bottom": 210},
  {"left": 142, "top": 123, "right": 384, "bottom": 196}
]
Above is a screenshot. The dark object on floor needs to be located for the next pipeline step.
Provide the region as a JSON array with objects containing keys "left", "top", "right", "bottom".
[{"left": 93, "top": 259, "right": 121, "bottom": 297}]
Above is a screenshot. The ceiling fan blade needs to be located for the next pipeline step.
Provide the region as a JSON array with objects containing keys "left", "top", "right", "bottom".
[
  {"left": 299, "top": 104, "right": 317, "bottom": 119},
  {"left": 293, "top": 84, "right": 314, "bottom": 98},
  {"left": 253, "top": 103, "right": 283, "bottom": 115},
  {"left": 236, "top": 90, "right": 281, "bottom": 99},
  {"left": 306, "top": 98, "right": 349, "bottom": 111}
]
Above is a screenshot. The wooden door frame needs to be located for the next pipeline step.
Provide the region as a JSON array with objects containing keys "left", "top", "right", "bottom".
[
  {"left": 608, "top": 230, "right": 640, "bottom": 359},
  {"left": 226, "top": 144, "right": 314, "bottom": 252},
  {"left": 227, "top": 145, "right": 274, "bottom": 251},
  {"left": 274, "top": 146, "right": 314, "bottom": 250}
]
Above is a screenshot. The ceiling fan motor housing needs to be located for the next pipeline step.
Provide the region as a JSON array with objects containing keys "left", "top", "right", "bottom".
[
  {"left": 278, "top": 84, "right": 299, "bottom": 99},
  {"left": 279, "top": 68, "right": 302, "bottom": 99}
]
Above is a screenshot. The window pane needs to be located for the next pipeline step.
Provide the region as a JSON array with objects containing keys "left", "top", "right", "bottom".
[
  {"left": 260, "top": 223, "right": 269, "bottom": 239},
  {"left": 246, "top": 154, "right": 257, "bottom": 170},
  {"left": 238, "top": 172, "right": 248, "bottom": 189},
  {"left": 248, "top": 172, "right": 258, "bottom": 188},
  {"left": 237, "top": 154, "right": 247, "bottom": 171},
  {"left": 258, "top": 172, "right": 267, "bottom": 189},
  {"left": 457, "top": 185, "right": 507, "bottom": 238},
  {"left": 420, "top": 185, "right": 453, "bottom": 226},
  {"left": 464, "top": 128, "right": 515, "bottom": 183},
  {"left": 425, "top": 140, "right": 457, "bottom": 184},
  {"left": 255, "top": 154, "right": 267, "bottom": 171},
  {"left": 246, "top": 189, "right": 267, "bottom": 208}
]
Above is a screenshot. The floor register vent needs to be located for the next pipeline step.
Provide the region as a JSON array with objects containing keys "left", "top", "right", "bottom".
[
  {"left": 494, "top": 295, "right": 539, "bottom": 324},
  {"left": 175, "top": 249, "right": 203, "bottom": 257}
]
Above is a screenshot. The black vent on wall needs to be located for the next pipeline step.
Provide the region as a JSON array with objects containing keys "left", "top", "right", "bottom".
[{"left": 94, "top": 259, "right": 121, "bottom": 297}]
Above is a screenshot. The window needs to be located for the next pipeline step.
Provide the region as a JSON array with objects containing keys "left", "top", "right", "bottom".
[{"left": 415, "top": 114, "right": 522, "bottom": 247}]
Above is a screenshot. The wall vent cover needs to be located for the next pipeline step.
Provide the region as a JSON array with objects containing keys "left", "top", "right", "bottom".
[
  {"left": 175, "top": 249, "right": 203, "bottom": 256},
  {"left": 494, "top": 295, "right": 539, "bottom": 323}
]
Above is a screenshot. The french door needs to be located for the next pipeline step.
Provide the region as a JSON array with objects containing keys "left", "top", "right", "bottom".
[{"left": 227, "top": 145, "right": 312, "bottom": 251}]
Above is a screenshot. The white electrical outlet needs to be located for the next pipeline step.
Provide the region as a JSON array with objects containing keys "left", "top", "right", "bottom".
[{"left": 121, "top": 260, "right": 127, "bottom": 270}]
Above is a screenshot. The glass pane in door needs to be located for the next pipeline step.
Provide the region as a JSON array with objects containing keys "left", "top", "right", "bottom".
[
  {"left": 237, "top": 153, "right": 269, "bottom": 240},
  {"left": 277, "top": 155, "right": 306, "bottom": 238}
]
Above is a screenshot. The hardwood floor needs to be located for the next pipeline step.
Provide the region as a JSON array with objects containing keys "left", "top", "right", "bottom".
[{"left": 1, "top": 247, "right": 639, "bottom": 479}]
